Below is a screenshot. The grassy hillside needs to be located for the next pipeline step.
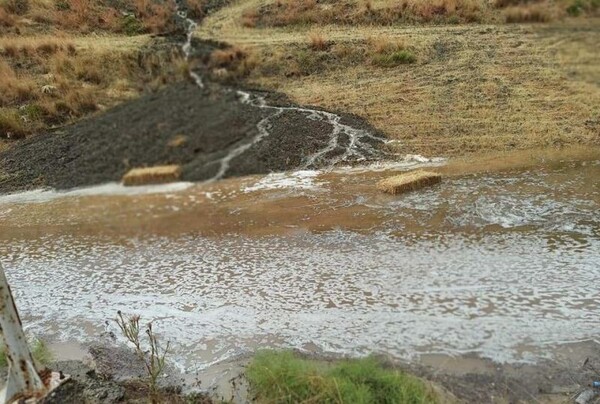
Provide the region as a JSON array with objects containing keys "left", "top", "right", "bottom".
[
  {"left": 240, "top": 0, "right": 600, "bottom": 27},
  {"left": 199, "top": 0, "right": 600, "bottom": 156},
  {"left": 0, "top": 0, "right": 203, "bottom": 148}
]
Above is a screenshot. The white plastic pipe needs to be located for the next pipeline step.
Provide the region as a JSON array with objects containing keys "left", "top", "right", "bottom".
[{"left": 0, "top": 262, "right": 47, "bottom": 403}]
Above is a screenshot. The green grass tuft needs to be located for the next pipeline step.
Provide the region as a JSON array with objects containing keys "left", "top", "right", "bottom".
[
  {"left": 0, "top": 339, "right": 53, "bottom": 368},
  {"left": 372, "top": 50, "right": 417, "bottom": 67},
  {"left": 246, "top": 351, "right": 437, "bottom": 404},
  {"left": 0, "top": 107, "right": 27, "bottom": 139}
]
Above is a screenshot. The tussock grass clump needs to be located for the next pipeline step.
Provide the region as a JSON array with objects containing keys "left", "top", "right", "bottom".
[
  {"left": 207, "top": 45, "right": 257, "bottom": 82},
  {"left": 308, "top": 31, "right": 328, "bottom": 51},
  {"left": 373, "top": 50, "right": 416, "bottom": 66},
  {"left": 247, "top": 351, "right": 437, "bottom": 404},
  {"left": 0, "top": 108, "right": 27, "bottom": 139},
  {"left": 370, "top": 37, "right": 416, "bottom": 66},
  {"left": 377, "top": 170, "right": 442, "bottom": 195}
]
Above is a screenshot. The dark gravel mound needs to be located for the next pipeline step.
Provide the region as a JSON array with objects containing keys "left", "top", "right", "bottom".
[{"left": 0, "top": 82, "right": 385, "bottom": 194}]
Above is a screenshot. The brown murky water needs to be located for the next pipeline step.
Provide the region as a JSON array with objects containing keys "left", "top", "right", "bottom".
[{"left": 1, "top": 153, "right": 599, "bottom": 375}]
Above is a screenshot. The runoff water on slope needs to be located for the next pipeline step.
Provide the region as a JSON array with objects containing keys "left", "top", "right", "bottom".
[{"left": 0, "top": 159, "right": 599, "bottom": 372}]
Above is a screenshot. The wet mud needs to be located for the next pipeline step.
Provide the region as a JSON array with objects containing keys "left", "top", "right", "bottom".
[{"left": 0, "top": 81, "right": 385, "bottom": 194}]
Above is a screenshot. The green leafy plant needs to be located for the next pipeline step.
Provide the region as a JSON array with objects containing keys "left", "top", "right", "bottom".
[
  {"left": 115, "top": 311, "right": 171, "bottom": 403},
  {"left": 567, "top": 0, "right": 600, "bottom": 15}
]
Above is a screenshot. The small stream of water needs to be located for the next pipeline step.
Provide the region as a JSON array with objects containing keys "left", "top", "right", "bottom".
[{"left": 176, "top": 4, "right": 387, "bottom": 181}]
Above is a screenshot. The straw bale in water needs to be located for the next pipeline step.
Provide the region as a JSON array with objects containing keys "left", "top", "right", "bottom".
[
  {"left": 122, "top": 165, "right": 182, "bottom": 186},
  {"left": 377, "top": 170, "right": 441, "bottom": 195}
]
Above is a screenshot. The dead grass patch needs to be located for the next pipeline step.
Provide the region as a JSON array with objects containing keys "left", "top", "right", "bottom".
[
  {"left": 369, "top": 37, "right": 416, "bottom": 66},
  {"left": 207, "top": 45, "right": 258, "bottom": 82},
  {"left": 0, "top": 6, "right": 15, "bottom": 26},
  {"left": 246, "top": 0, "right": 488, "bottom": 26},
  {"left": 504, "top": 4, "right": 553, "bottom": 22},
  {"left": 308, "top": 31, "right": 328, "bottom": 51},
  {"left": 0, "top": 108, "right": 27, "bottom": 139},
  {"left": 226, "top": 35, "right": 418, "bottom": 82},
  {"left": 240, "top": 0, "right": 598, "bottom": 27}
]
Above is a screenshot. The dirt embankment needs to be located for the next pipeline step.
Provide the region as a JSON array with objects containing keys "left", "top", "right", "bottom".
[
  {"left": 0, "top": 0, "right": 386, "bottom": 194},
  {"left": 0, "top": 79, "right": 384, "bottom": 193}
]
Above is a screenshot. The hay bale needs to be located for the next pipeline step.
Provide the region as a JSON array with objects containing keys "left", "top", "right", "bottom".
[
  {"left": 377, "top": 170, "right": 441, "bottom": 195},
  {"left": 122, "top": 165, "right": 182, "bottom": 186}
]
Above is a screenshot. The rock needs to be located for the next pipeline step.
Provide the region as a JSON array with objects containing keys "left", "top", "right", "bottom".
[
  {"left": 575, "top": 389, "right": 597, "bottom": 404},
  {"left": 41, "top": 85, "right": 57, "bottom": 95},
  {"left": 88, "top": 343, "right": 182, "bottom": 391}
]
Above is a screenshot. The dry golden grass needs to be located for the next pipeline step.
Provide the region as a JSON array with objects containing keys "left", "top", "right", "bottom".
[
  {"left": 206, "top": 45, "right": 259, "bottom": 82},
  {"left": 0, "top": 34, "right": 184, "bottom": 139},
  {"left": 0, "top": 0, "right": 178, "bottom": 35},
  {"left": 0, "top": 0, "right": 193, "bottom": 148},
  {"left": 122, "top": 165, "right": 182, "bottom": 186},
  {"left": 307, "top": 31, "right": 327, "bottom": 51},
  {"left": 254, "top": 0, "right": 486, "bottom": 25},
  {"left": 504, "top": 4, "right": 554, "bottom": 22},
  {"left": 377, "top": 170, "right": 442, "bottom": 194},
  {"left": 199, "top": 1, "right": 600, "bottom": 156},
  {"left": 243, "top": 0, "right": 498, "bottom": 26},
  {"left": 235, "top": 0, "right": 599, "bottom": 28}
]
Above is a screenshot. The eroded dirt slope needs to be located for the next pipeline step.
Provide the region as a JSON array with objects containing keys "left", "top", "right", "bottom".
[{"left": 0, "top": 81, "right": 384, "bottom": 193}]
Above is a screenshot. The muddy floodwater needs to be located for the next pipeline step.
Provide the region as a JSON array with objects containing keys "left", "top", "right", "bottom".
[{"left": 1, "top": 156, "right": 599, "bottom": 375}]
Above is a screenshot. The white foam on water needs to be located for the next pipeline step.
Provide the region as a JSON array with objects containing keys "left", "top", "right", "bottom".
[
  {"left": 0, "top": 182, "right": 194, "bottom": 205},
  {"left": 2, "top": 164, "right": 599, "bottom": 371},
  {"left": 4, "top": 230, "right": 599, "bottom": 371},
  {"left": 241, "top": 154, "right": 446, "bottom": 193},
  {"left": 332, "top": 154, "right": 447, "bottom": 174},
  {"left": 382, "top": 169, "right": 600, "bottom": 234},
  {"left": 243, "top": 170, "right": 323, "bottom": 193}
]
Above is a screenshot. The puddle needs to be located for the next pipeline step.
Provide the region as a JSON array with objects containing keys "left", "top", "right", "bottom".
[{"left": 1, "top": 158, "right": 599, "bottom": 373}]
